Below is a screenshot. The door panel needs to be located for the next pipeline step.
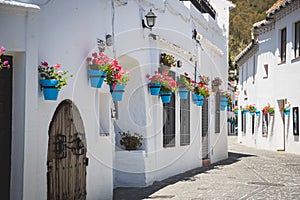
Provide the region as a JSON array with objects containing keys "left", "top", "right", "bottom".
[
  {"left": 47, "top": 101, "right": 87, "bottom": 200},
  {"left": 0, "top": 55, "right": 12, "bottom": 200}
]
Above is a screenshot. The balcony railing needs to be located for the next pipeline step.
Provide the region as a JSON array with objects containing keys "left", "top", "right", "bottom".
[{"left": 180, "top": 0, "right": 216, "bottom": 19}]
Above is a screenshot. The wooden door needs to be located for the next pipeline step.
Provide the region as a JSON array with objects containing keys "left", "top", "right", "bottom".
[
  {"left": 0, "top": 55, "right": 12, "bottom": 200},
  {"left": 47, "top": 101, "right": 88, "bottom": 200}
]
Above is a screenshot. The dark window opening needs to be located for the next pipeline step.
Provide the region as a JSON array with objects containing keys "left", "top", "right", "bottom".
[
  {"left": 215, "top": 92, "right": 220, "bottom": 133},
  {"left": 295, "top": 21, "right": 300, "bottom": 58},
  {"left": 163, "top": 71, "right": 176, "bottom": 147},
  {"left": 262, "top": 113, "right": 269, "bottom": 136},
  {"left": 281, "top": 28, "right": 287, "bottom": 63},
  {"left": 180, "top": 91, "right": 190, "bottom": 146},
  {"left": 293, "top": 107, "right": 299, "bottom": 136}
]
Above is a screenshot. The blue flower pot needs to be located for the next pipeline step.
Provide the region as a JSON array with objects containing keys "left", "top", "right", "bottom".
[
  {"left": 89, "top": 69, "right": 107, "bottom": 88},
  {"left": 160, "top": 91, "right": 172, "bottom": 103},
  {"left": 149, "top": 83, "right": 161, "bottom": 96},
  {"left": 284, "top": 109, "right": 290, "bottom": 115},
  {"left": 234, "top": 110, "right": 238, "bottom": 115},
  {"left": 179, "top": 87, "right": 189, "bottom": 99},
  {"left": 220, "top": 97, "right": 228, "bottom": 111},
  {"left": 40, "top": 79, "right": 59, "bottom": 100},
  {"left": 242, "top": 110, "right": 249, "bottom": 114},
  {"left": 110, "top": 84, "right": 125, "bottom": 101},
  {"left": 192, "top": 94, "right": 204, "bottom": 106},
  {"left": 256, "top": 111, "right": 261, "bottom": 116}
]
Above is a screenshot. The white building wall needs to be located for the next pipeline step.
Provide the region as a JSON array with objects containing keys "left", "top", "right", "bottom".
[{"left": 237, "top": 2, "right": 300, "bottom": 154}]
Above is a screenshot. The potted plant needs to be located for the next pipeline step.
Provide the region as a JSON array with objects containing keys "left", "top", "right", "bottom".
[
  {"left": 159, "top": 72, "right": 177, "bottom": 103},
  {"left": 0, "top": 46, "right": 10, "bottom": 70},
  {"left": 104, "top": 59, "right": 130, "bottom": 101},
  {"left": 146, "top": 71, "right": 163, "bottom": 96},
  {"left": 232, "top": 106, "right": 238, "bottom": 115},
  {"left": 242, "top": 105, "right": 249, "bottom": 114},
  {"left": 281, "top": 102, "right": 291, "bottom": 115},
  {"left": 193, "top": 81, "right": 209, "bottom": 106},
  {"left": 176, "top": 72, "right": 195, "bottom": 99},
  {"left": 262, "top": 103, "right": 275, "bottom": 116},
  {"left": 38, "top": 61, "right": 72, "bottom": 100},
  {"left": 248, "top": 104, "right": 257, "bottom": 115},
  {"left": 159, "top": 53, "right": 177, "bottom": 73},
  {"left": 86, "top": 52, "right": 111, "bottom": 88},
  {"left": 119, "top": 131, "right": 143, "bottom": 151}
]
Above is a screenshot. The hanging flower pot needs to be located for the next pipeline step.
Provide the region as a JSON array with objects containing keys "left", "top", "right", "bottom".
[
  {"left": 110, "top": 84, "right": 125, "bottom": 101},
  {"left": 192, "top": 93, "right": 204, "bottom": 106},
  {"left": 179, "top": 87, "right": 189, "bottom": 99},
  {"left": 40, "top": 79, "right": 59, "bottom": 100},
  {"left": 220, "top": 97, "right": 228, "bottom": 111},
  {"left": 149, "top": 83, "right": 161, "bottom": 96},
  {"left": 89, "top": 69, "right": 107, "bottom": 88},
  {"left": 160, "top": 91, "right": 172, "bottom": 103},
  {"left": 284, "top": 109, "right": 290, "bottom": 115},
  {"left": 235, "top": 110, "right": 238, "bottom": 115},
  {"left": 255, "top": 111, "right": 261, "bottom": 116},
  {"left": 242, "top": 110, "right": 249, "bottom": 114}
]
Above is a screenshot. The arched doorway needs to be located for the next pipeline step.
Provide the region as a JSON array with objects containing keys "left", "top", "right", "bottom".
[{"left": 47, "top": 100, "right": 88, "bottom": 200}]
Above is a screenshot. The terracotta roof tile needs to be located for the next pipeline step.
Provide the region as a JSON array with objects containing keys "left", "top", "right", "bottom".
[{"left": 266, "top": 0, "right": 293, "bottom": 16}]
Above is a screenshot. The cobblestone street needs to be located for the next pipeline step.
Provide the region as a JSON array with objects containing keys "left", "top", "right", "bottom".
[{"left": 114, "top": 136, "right": 300, "bottom": 200}]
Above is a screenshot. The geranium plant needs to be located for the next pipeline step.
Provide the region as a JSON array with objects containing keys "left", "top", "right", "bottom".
[
  {"left": 224, "top": 91, "right": 232, "bottom": 105},
  {"left": 146, "top": 71, "right": 163, "bottom": 85},
  {"left": 177, "top": 72, "right": 195, "bottom": 91},
  {"left": 280, "top": 102, "right": 291, "bottom": 112},
  {"left": 86, "top": 52, "right": 111, "bottom": 71},
  {"left": 248, "top": 104, "right": 257, "bottom": 113},
  {"left": 104, "top": 59, "right": 130, "bottom": 87},
  {"left": 0, "top": 46, "right": 10, "bottom": 70},
  {"left": 262, "top": 103, "right": 274, "bottom": 115},
  {"left": 194, "top": 81, "right": 210, "bottom": 98},
  {"left": 160, "top": 53, "right": 177, "bottom": 67},
  {"left": 232, "top": 106, "right": 238, "bottom": 112},
  {"left": 38, "top": 61, "right": 73, "bottom": 89},
  {"left": 159, "top": 72, "right": 177, "bottom": 93}
]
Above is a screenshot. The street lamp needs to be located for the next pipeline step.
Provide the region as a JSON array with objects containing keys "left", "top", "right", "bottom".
[{"left": 142, "top": 9, "right": 157, "bottom": 31}]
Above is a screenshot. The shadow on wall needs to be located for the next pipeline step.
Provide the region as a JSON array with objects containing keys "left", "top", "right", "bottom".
[{"left": 113, "top": 152, "right": 256, "bottom": 200}]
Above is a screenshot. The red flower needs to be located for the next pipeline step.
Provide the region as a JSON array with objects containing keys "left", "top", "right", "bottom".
[{"left": 41, "top": 61, "right": 48, "bottom": 66}]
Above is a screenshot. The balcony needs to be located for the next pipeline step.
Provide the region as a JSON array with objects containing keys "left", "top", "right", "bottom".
[{"left": 180, "top": 0, "right": 216, "bottom": 19}]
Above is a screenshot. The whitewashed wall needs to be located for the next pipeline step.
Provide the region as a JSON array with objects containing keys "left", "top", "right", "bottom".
[{"left": 237, "top": 3, "right": 300, "bottom": 154}]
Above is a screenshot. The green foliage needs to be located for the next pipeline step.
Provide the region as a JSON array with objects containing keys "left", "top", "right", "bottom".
[
  {"left": 119, "top": 131, "right": 143, "bottom": 150},
  {"left": 229, "top": 0, "right": 277, "bottom": 61}
]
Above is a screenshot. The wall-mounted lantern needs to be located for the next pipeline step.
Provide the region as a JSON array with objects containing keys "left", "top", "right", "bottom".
[{"left": 142, "top": 9, "right": 157, "bottom": 31}]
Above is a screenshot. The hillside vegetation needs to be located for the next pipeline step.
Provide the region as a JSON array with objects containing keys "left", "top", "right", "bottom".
[{"left": 229, "top": 0, "right": 278, "bottom": 61}]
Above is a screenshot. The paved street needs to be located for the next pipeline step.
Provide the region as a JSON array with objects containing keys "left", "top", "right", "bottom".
[{"left": 113, "top": 136, "right": 300, "bottom": 200}]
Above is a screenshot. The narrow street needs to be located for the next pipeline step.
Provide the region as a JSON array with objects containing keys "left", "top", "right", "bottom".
[{"left": 114, "top": 136, "right": 300, "bottom": 200}]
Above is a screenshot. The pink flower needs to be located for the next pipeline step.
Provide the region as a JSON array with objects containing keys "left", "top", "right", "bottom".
[
  {"left": 92, "top": 52, "right": 98, "bottom": 58},
  {"left": 57, "top": 70, "right": 63, "bottom": 75},
  {"left": 146, "top": 74, "right": 150, "bottom": 78},
  {"left": 53, "top": 63, "right": 61, "bottom": 69},
  {"left": 0, "top": 46, "right": 5, "bottom": 55}
]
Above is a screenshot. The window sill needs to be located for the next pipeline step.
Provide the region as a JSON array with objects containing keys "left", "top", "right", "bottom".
[
  {"left": 292, "top": 56, "right": 300, "bottom": 63},
  {"left": 277, "top": 61, "right": 286, "bottom": 66}
]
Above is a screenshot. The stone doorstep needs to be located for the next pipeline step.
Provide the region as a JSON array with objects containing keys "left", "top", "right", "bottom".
[{"left": 202, "top": 159, "right": 211, "bottom": 166}]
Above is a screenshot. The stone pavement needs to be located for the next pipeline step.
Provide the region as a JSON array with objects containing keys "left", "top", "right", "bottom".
[{"left": 113, "top": 136, "right": 300, "bottom": 200}]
